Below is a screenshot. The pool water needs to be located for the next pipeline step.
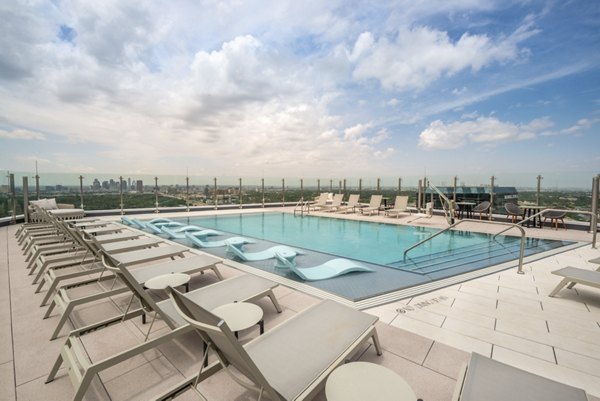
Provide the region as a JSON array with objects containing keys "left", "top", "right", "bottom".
[{"left": 166, "top": 212, "right": 574, "bottom": 303}]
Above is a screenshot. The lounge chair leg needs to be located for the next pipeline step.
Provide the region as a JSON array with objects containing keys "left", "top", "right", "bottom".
[
  {"left": 371, "top": 328, "right": 383, "bottom": 356},
  {"left": 549, "top": 278, "right": 570, "bottom": 297},
  {"left": 566, "top": 281, "right": 577, "bottom": 289},
  {"left": 267, "top": 290, "right": 283, "bottom": 313},
  {"left": 45, "top": 347, "right": 65, "bottom": 383}
]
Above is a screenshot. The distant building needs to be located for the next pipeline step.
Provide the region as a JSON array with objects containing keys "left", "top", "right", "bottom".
[
  {"left": 102, "top": 180, "right": 109, "bottom": 190},
  {"left": 127, "top": 177, "right": 131, "bottom": 191},
  {"left": 136, "top": 180, "right": 143, "bottom": 193},
  {"left": 92, "top": 178, "right": 101, "bottom": 190}
]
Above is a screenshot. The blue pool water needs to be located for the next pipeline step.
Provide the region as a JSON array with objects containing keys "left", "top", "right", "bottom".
[{"left": 163, "top": 212, "right": 574, "bottom": 302}]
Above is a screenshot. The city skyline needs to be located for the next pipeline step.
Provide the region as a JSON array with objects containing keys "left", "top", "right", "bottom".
[{"left": 1, "top": 1, "right": 599, "bottom": 185}]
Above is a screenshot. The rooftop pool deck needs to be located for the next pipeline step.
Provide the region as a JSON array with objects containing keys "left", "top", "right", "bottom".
[{"left": 1, "top": 207, "right": 600, "bottom": 401}]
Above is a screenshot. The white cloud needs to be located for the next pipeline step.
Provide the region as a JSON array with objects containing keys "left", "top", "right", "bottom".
[
  {"left": 349, "top": 21, "right": 538, "bottom": 91},
  {"left": 0, "top": 129, "right": 46, "bottom": 140},
  {"left": 418, "top": 116, "right": 551, "bottom": 150}
]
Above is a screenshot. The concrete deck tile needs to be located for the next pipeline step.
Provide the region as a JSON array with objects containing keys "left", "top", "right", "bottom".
[
  {"left": 373, "top": 321, "right": 434, "bottom": 365},
  {"left": 423, "top": 342, "right": 470, "bottom": 380},
  {"left": 555, "top": 348, "right": 600, "bottom": 377},
  {"left": 0, "top": 361, "right": 15, "bottom": 401}
]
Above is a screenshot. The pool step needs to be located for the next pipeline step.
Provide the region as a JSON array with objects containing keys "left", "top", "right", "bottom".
[{"left": 388, "top": 239, "right": 569, "bottom": 275}]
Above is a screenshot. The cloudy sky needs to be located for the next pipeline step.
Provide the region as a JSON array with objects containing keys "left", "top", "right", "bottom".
[{"left": 1, "top": 0, "right": 599, "bottom": 187}]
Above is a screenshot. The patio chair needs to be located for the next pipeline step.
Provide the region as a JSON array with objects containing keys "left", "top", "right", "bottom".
[
  {"left": 44, "top": 251, "right": 224, "bottom": 340},
  {"left": 472, "top": 201, "right": 490, "bottom": 220},
  {"left": 46, "top": 267, "right": 282, "bottom": 401},
  {"left": 541, "top": 209, "right": 567, "bottom": 230},
  {"left": 452, "top": 352, "right": 588, "bottom": 400},
  {"left": 274, "top": 255, "right": 374, "bottom": 281},
  {"left": 504, "top": 203, "right": 523, "bottom": 224},
  {"left": 321, "top": 193, "right": 344, "bottom": 212},
  {"left": 548, "top": 267, "right": 600, "bottom": 297},
  {"left": 167, "top": 291, "right": 382, "bottom": 401},
  {"left": 362, "top": 195, "right": 383, "bottom": 216},
  {"left": 337, "top": 194, "right": 360, "bottom": 214},
  {"left": 308, "top": 192, "right": 331, "bottom": 211},
  {"left": 387, "top": 196, "right": 411, "bottom": 218}
]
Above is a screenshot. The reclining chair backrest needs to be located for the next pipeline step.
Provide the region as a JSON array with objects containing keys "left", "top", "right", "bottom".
[
  {"left": 170, "top": 288, "right": 283, "bottom": 400},
  {"left": 369, "top": 194, "right": 383, "bottom": 208},
  {"left": 100, "top": 252, "right": 181, "bottom": 330}
]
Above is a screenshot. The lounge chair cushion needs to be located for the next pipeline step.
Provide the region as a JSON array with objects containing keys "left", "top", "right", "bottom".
[{"left": 246, "top": 300, "right": 378, "bottom": 400}]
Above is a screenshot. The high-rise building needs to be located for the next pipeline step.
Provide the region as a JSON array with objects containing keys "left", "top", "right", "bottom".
[
  {"left": 136, "top": 180, "right": 143, "bottom": 193},
  {"left": 127, "top": 177, "right": 131, "bottom": 191}
]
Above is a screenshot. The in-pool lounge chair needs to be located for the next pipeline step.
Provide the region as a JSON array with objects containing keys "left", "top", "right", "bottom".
[
  {"left": 186, "top": 232, "right": 253, "bottom": 248},
  {"left": 386, "top": 195, "right": 411, "bottom": 218},
  {"left": 226, "top": 243, "right": 304, "bottom": 264},
  {"left": 548, "top": 267, "right": 600, "bottom": 297},
  {"left": 46, "top": 267, "right": 282, "bottom": 401},
  {"left": 362, "top": 194, "right": 383, "bottom": 216},
  {"left": 452, "top": 352, "right": 588, "bottom": 400},
  {"left": 161, "top": 224, "right": 222, "bottom": 239},
  {"left": 274, "top": 255, "right": 374, "bottom": 281},
  {"left": 337, "top": 194, "right": 360, "bottom": 214},
  {"left": 166, "top": 291, "right": 382, "bottom": 401}
]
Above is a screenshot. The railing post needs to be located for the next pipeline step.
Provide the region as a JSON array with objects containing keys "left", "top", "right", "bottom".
[
  {"left": 338, "top": 180, "right": 342, "bottom": 194},
  {"left": 119, "top": 176, "right": 124, "bottom": 215},
  {"left": 35, "top": 161, "right": 40, "bottom": 200},
  {"left": 213, "top": 177, "right": 218, "bottom": 210},
  {"left": 9, "top": 173, "right": 16, "bottom": 224},
  {"left": 417, "top": 179, "right": 422, "bottom": 214},
  {"left": 329, "top": 179, "right": 333, "bottom": 193},
  {"left": 78, "top": 175, "right": 84, "bottom": 209},
  {"left": 261, "top": 178, "right": 265, "bottom": 208},
  {"left": 154, "top": 176, "right": 159, "bottom": 213},
  {"left": 317, "top": 179, "right": 320, "bottom": 193},
  {"left": 186, "top": 175, "right": 190, "bottom": 212},
  {"left": 377, "top": 177, "right": 381, "bottom": 193},
  {"left": 453, "top": 176, "right": 458, "bottom": 202},
  {"left": 536, "top": 174, "right": 543, "bottom": 206},
  {"left": 282, "top": 178, "right": 285, "bottom": 207},
  {"left": 591, "top": 174, "right": 599, "bottom": 247},
  {"left": 398, "top": 177, "right": 402, "bottom": 196},
  {"left": 300, "top": 178, "right": 304, "bottom": 203},
  {"left": 23, "top": 176, "right": 29, "bottom": 223},
  {"left": 358, "top": 178, "right": 362, "bottom": 199},
  {"left": 343, "top": 179, "right": 346, "bottom": 195},
  {"left": 489, "top": 176, "right": 495, "bottom": 221},
  {"left": 239, "top": 178, "right": 243, "bottom": 209}
]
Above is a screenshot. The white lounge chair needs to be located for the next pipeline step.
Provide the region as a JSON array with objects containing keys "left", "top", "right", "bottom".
[
  {"left": 386, "top": 196, "right": 411, "bottom": 218},
  {"left": 167, "top": 292, "right": 382, "bottom": 401},
  {"left": 337, "top": 194, "right": 360, "bottom": 214},
  {"left": 161, "top": 224, "right": 222, "bottom": 239},
  {"left": 362, "top": 195, "right": 383, "bottom": 216},
  {"left": 548, "top": 267, "right": 600, "bottom": 297},
  {"left": 321, "top": 193, "right": 344, "bottom": 212}
]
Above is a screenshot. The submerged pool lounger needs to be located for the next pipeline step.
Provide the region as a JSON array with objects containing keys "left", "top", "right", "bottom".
[
  {"left": 226, "top": 243, "right": 305, "bottom": 264},
  {"left": 161, "top": 225, "right": 222, "bottom": 239},
  {"left": 186, "top": 232, "right": 254, "bottom": 248},
  {"left": 274, "top": 254, "right": 375, "bottom": 281}
]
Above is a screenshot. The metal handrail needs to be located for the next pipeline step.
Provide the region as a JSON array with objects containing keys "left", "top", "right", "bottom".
[
  {"left": 428, "top": 181, "right": 455, "bottom": 225},
  {"left": 492, "top": 208, "right": 597, "bottom": 248},
  {"left": 403, "top": 219, "right": 527, "bottom": 274}
]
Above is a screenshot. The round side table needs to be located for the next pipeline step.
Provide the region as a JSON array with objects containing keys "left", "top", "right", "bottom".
[
  {"left": 145, "top": 272, "right": 191, "bottom": 293},
  {"left": 326, "top": 362, "right": 419, "bottom": 401},
  {"left": 211, "top": 302, "right": 264, "bottom": 338},
  {"left": 142, "top": 273, "right": 191, "bottom": 340}
]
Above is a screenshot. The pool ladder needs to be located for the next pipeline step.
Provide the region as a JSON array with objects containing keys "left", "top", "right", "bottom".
[{"left": 294, "top": 199, "right": 312, "bottom": 216}]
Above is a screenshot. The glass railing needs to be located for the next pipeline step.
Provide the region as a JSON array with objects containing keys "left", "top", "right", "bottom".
[{"left": 1, "top": 171, "right": 598, "bottom": 222}]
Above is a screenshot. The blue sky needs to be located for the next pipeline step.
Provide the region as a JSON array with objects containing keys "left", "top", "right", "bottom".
[{"left": 0, "top": 0, "right": 599, "bottom": 188}]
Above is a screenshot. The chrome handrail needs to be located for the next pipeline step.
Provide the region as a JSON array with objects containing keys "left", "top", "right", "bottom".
[
  {"left": 428, "top": 181, "right": 455, "bottom": 225},
  {"left": 492, "top": 208, "right": 597, "bottom": 248},
  {"left": 403, "top": 219, "right": 527, "bottom": 274}
]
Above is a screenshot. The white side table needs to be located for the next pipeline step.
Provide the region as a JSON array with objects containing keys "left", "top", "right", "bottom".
[
  {"left": 211, "top": 302, "right": 264, "bottom": 338},
  {"left": 142, "top": 273, "right": 191, "bottom": 340},
  {"left": 326, "top": 362, "right": 419, "bottom": 401}
]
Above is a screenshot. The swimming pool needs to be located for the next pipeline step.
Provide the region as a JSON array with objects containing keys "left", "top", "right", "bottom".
[{"left": 165, "top": 212, "right": 575, "bottom": 304}]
